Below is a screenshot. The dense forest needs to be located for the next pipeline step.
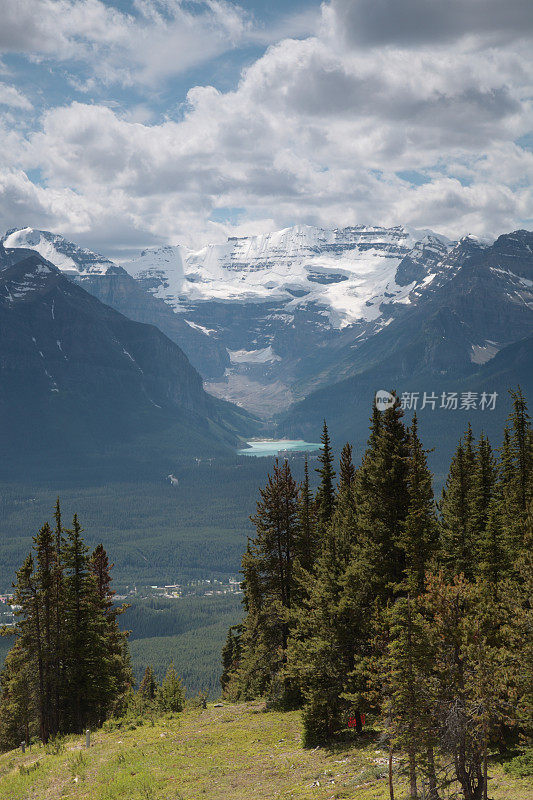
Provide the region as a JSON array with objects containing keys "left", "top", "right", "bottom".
[
  {"left": 0, "top": 459, "right": 272, "bottom": 591},
  {"left": 222, "top": 388, "right": 532, "bottom": 800}
]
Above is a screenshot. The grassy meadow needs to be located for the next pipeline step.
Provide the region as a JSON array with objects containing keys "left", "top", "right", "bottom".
[{"left": 0, "top": 703, "right": 531, "bottom": 800}]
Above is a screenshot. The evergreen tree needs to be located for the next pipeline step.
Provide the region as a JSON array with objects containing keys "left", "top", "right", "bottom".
[
  {"left": 220, "top": 625, "right": 242, "bottom": 696},
  {"left": 0, "top": 504, "right": 132, "bottom": 748},
  {"left": 352, "top": 397, "right": 410, "bottom": 597},
  {"left": 421, "top": 571, "right": 521, "bottom": 800},
  {"left": 33, "top": 522, "right": 57, "bottom": 741},
  {"left": 289, "top": 470, "right": 363, "bottom": 744},
  {"left": 295, "top": 458, "right": 318, "bottom": 574},
  {"left": 230, "top": 460, "right": 301, "bottom": 704},
  {"left": 500, "top": 388, "right": 532, "bottom": 561},
  {"left": 338, "top": 442, "right": 356, "bottom": 490},
  {"left": 295, "top": 402, "right": 411, "bottom": 746},
  {"left": 439, "top": 431, "right": 477, "bottom": 579},
  {"left": 471, "top": 434, "right": 497, "bottom": 541},
  {"left": 11, "top": 554, "right": 48, "bottom": 743},
  {"left": 385, "top": 597, "right": 429, "bottom": 800},
  {"left": 0, "top": 641, "right": 36, "bottom": 750},
  {"left": 399, "top": 416, "right": 439, "bottom": 596},
  {"left": 478, "top": 500, "right": 507, "bottom": 591},
  {"left": 158, "top": 664, "right": 185, "bottom": 712},
  {"left": 315, "top": 421, "right": 336, "bottom": 528},
  {"left": 63, "top": 515, "right": 94, "bottom": 732},
  {"left": 88, "top": 544, "right": 133, "bottom": 724},
  {"left": 52, "top": 498, "right": 64, "bottom": 736},
  {"left": 138, "top": 666, "right": 158, "bottom": 700}
]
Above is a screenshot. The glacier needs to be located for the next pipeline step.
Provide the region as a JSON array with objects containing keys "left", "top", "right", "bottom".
[{"left": 126, "top": 224, "right": 453, "bottom": 328}]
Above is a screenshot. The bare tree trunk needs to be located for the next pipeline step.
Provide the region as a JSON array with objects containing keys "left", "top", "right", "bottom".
[
  {"left": 388, "top": 744, "right": 395, "bottom": 800},
  {"left": 483, "top": 724, "right": 488, "bottom": 800},
  {"left": 426, "top": 744, "right": 440, "bottom": 800},
  {"left": 409, "top": 748, "right": 419, "bottom": 800}
]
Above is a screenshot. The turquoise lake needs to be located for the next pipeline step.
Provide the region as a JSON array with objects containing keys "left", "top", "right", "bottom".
[{"left": 238, "top": 439, "right": 321, "bottom": 457}]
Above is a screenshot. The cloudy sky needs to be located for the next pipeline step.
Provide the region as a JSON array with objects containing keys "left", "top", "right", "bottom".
[{"left": 0, "top": 0, "right": 531, "bottom": 259}]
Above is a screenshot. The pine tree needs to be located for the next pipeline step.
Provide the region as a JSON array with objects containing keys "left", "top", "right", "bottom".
[
  {"left": 62, "top": 515, "right": 131, "bottom": 731},
  {"left": 338, "top": 442, "right": 356, "bottom": 489},
  {"left": 88, "top": 544, "right": 133, "bottom": 724},
  {"left": 52, "top": 498, "right": 64, "bottom": 736},
  {"left": 231, "top": 460, "right": 301, "bottom": 704},
  {"left": 0, "top": 504, "right": 132, "bottom": 747},
  {"left": 478, "top": 500, "right": 507, "bottom": 591},
  {"left": 63, "top": 515, "right": 93, "bottom": 733},
  {"left": 220, "top": 625, "right": 242, "bottom": 696},
  {"left": 471, "top": 434, "right": 497, "bottom": 540},
  {"left": 392, "top": 417, "right": 440, "bottom": 797},
  {"left": 158, "top": 664, "right": 185, "bottom": 712},
  {"left": 352, "top": 397, "right": 410, "bottom": 597},
  {"left": 295, "top": 402, "right": 411, "bottom": 746},
  {"left": 439, "top": 431, "right": 476, "bottom": 579},
  {"left": 11, "top": 554, "right": 49, "bottom": 742},
  {"left": 33, "top": 522, "right": 57, "bottom": 741},
  {"left": 0, "top": 641, "right": 36, "bottom": 750},
  {"left": 421, "top": 571, "right": 520, "bottom": 800},
  {"left": 290, "top": 489, "right": 363, "bottom": 744},
  {"left": 385, "top": 596, "right": 430, "bottom": 800},
  {"left": 295, "top": 458, "right": 318, "bottom": 574},
  {"left": 399, "top": 416, "right": 439, "bottom": 596},
  {"left": 138, "top": 666, "right": 158, "bottom": 700},
  {"left": 500, "top": 388, "right": 532, "bottom": 561},
  {"left": 315, "top": 421, "right": 336, "bottom": 528}
]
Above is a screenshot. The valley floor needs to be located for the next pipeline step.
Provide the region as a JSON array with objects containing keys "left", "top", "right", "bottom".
[{"left": 0, "top": 703, "right": 531, "bottom": 800}]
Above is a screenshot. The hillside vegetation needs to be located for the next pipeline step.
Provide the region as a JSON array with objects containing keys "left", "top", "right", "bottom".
[{"left": 0, "top": 702, "right": 531, "bottom": 800}]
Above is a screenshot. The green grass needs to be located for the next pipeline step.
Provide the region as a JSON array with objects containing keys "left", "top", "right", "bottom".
[{"left": 0, "top": 703, "right": 531, "bottom": 800}]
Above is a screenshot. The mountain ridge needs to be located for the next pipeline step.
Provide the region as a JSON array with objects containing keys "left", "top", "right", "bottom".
[{"left": 0, "top": 247, "right": 256, "bottom": 481}]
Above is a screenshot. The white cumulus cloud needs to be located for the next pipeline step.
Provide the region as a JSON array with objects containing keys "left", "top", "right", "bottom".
[{"left": 0, "top": 0, "right": 531, "bottom": 256}]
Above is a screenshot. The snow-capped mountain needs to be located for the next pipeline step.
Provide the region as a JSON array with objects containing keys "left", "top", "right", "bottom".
[
  {"left": 3, "top": 227, "right": 118, "bottom": 276},
  {"left": 3, "top": 224, "right": 531, "bottom": 422},
  {"left": 281, "top": 230, "right": 533, "bottom": 468},
  {"left": 128, "top": 224, "right": 452, "bottom": 328},
  {"left": 125, "top": 224, "right": 456, "bottom": 413}
]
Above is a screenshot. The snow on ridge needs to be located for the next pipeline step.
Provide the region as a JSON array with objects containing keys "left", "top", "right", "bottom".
[
  {"left": 184, "top": 320, "right": 216, "bottom": 335},
  {"left": 2, "top": 228, "right": 114, "bottom": 276},
  {"left": 228, "top": 346, "right": 281, "bottom": 364},
  {"left": 126, "top": 223, "right": 454, "bottom": 327}
]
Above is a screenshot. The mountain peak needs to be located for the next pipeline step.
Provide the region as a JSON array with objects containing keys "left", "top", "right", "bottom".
[{"left": 2, "top": 227, "right": 117, "bottom": 276}]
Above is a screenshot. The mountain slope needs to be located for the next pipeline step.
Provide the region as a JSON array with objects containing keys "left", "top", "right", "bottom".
[
  {"left": 1, "top": 229, "right": 229, "bottom": 380},
  {"left": 280, "top": 232, "right": 533, "bottom": 473},
  {"left": 0, "top": 248, "right": 254, "bottom": 481}
]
